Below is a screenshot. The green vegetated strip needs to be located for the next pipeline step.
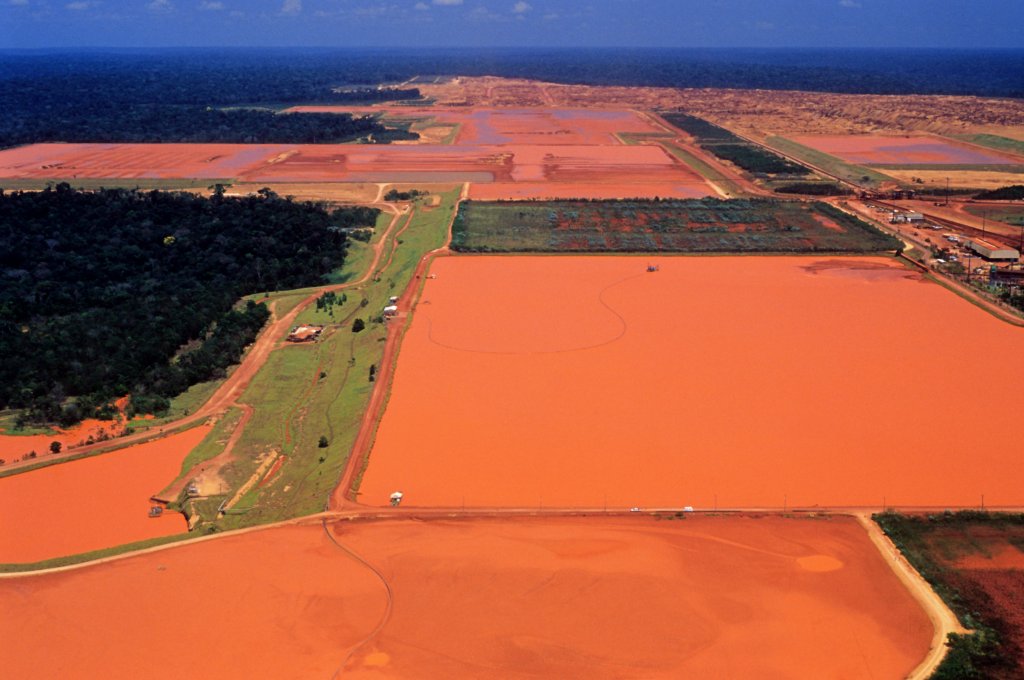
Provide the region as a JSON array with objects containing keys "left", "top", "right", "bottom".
[
  {"left": 0, "top": 178, "right": 232, "bottom": 192},
  {"left": 452, "top": 199, "right": 900, "bottom": 253},
  {"left": 875, "top": 511, "right": 1024, "bottom": 679},
  {"left": 973, "top": 185, "right": 1024, "bottom": 201},
  {"left": 869, "top": 163, "right": 1024, "bottom": 173},
  {"left": 660, "top": 112, "right": 810, "bottom": 176},
  {"left": 963, "top": 203, "right": 1024, "bottom": 226},
  {"left": 955, "top": 134, "right": 1024, "bottom": 157},
  {"left": 0, "top": 532, "right": 195, "bottom": 573},
  {"left": 207, "top": 188, "right": 460, "bottom": 530},
  {"left": 657, "top": 142, "right": 750, "bottom": 198},
  {"left": 766, "top": 136, "right": 895, "bottom": 187},
  {"left": 616, "top": 131, "right": 674, "bottom": 146}
]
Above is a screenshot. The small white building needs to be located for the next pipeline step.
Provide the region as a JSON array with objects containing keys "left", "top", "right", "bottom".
[
  {"left": 967, "top": 238, "right": 1020, "bottom": 261},
  {"left": 382, "top": 305, "right": 399, "bottom": 316}
]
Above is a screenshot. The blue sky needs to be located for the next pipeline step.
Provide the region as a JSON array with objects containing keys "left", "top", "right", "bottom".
[{"left": 2, "top": 0, "right": 1022, "bottom": 49}]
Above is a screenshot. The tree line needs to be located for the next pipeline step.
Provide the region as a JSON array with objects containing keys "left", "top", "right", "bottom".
[{"left": 0, "top": 184, "right": 379, "bottom": 425}]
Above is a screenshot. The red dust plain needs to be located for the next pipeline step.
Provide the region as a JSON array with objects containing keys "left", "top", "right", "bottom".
[
  {"left": 790, "top": 135, "right": 1023, "bottom": 165},
  {"left": 0, "top": 427, "right": 206, "bottom": 563},
  {"left": 361, "top": 255, "right": 1024, "bottom": 510},
  {"left": 0, "top": 516, "right": 932, "bottom": 679}
]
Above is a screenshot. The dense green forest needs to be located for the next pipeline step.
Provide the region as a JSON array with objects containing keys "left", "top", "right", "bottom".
[
  {"left": 660, "top": 112, "right": 810, "bottom": 177},
  {"left": 0, "top": 51, "right": 421, "bottom": 146},
  {"left": 975, "top": 185, "right": 1024, "bottom": 200},
  {"left": 773, "top": 182, "right": 852, "bottom": 196},
  {"left": 1, "top": 107, "right": 417, "bottom": 146},
  {"left": 0, "top": 184, "right": 379, "bottom": 425}
]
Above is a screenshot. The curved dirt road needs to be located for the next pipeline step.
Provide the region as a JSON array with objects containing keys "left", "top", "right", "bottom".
[{"left": 856, "top": 514, "right": 965, "bottom": 680}]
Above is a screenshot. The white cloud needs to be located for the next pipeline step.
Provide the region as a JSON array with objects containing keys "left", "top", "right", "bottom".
[
  {"left": 9, "top": 0, "right": 30, "bottom": 6},
  {"left": 512, "top": 0, "right": 530, "bottom": 13},
  {"left": 432, "top": 0, "right": 461, "bottom": 5},
  {"left": 839, "top": 0, "right": 861, "bottom": 6},
  {"left": 280, "top": 0, "right": 301, "bottom": 14},
  {"left": 200, "top": 0, "right": 224, "bottom": 9},
  {"left": 148, "top": 0, "right": 173, "bottom": 11},
  {"left": 414, "top": 1, "right": 428, "bottom": 8},
  {"left": 65, "top": 1, "right": 92, "bottom": 9}
]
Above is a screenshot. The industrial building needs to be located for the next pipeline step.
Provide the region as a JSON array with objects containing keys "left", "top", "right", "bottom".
[{"left": 966, "top": 238, "right": 1020, "bottom": 262}]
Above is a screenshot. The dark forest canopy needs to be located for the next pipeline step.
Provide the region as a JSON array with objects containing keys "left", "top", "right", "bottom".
[
  {"left": 0, "top": 184, "right": 379, "bottom": 425},
  {"left": 0, "top": 107, "right": 418, "bottom": 147},
  {"left": 2, "top": 48, "right": 1022, "bottom": 99},
  {"left": 2, "top": 48, "right": 1021, "bottom": 146}
]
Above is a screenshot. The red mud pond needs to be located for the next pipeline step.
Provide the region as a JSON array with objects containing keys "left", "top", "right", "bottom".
[
  {"left": 287, "top": 106, "right": 666, "bottom": 146},
  {"left": 0, "top": 427, "right": 208, "bottom": 563},
  {"left": 0, "top": 142, "right": 714, "bottom": 199},
  {"left": 0, "top": 515, "right": 931, "bottom": 679},
  {"left": 361, "top": 256, "right": 1024, "bottom": 509},
  {"left": 791, "top": 135, "right": 1022, "bottom": 165}
]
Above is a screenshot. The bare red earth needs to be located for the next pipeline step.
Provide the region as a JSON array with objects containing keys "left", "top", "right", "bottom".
[
  {"left": 0, "top": 515, "right": 932, "bottom": 679},
  {"left": 361, "top": 255, "right": 1024, "bottom": 509},
  {"left": 0, "top": 427, "right": 207, "bottom": 563}
]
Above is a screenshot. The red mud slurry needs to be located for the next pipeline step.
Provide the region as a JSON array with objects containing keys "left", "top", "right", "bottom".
[
  {"left": 791, "top": 135, "right": 1023, "bottom": 165},
  {"left": 0, "top": 516, "right": 932, "bottom": 679},
  {"left": 0, "top": 427, "right": 208, "bottom": 563},
  {"left": 287, "top": 106, "right": 665, "bottom": 146},
  {"left": 0, "top": 139, "right": 715, "bottom": 199},
  {"left": 362, "top": 256, "right": 1024, "bottom": 509},
  {"left": 0, "top": 523, "right": 383, "bottom": 679}
]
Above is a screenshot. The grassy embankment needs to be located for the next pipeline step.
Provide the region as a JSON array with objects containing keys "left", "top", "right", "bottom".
[
  {"left": 0, "top": 178, "right": 230, "bottom": 192},
  {"left": 955, "top": 134, "right": 1024, "bottom": 157},
  {"left": 187, "top": 189, "right": 456, "bottom": 530}
]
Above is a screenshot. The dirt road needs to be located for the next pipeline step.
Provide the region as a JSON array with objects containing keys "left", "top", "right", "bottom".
[
  {"left": 330, "top": 183, "right": 468, "bottom": 511},
  {"left": 856, "top": 514, "right": 966, "bottom": 680}
]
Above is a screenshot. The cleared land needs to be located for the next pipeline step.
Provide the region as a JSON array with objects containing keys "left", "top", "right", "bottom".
[
  {"left": 0, "top": 515, "right": 932, "bottom": 679},
  {"left": 790, "top": 135, "right": 1023, "bottom": 166},
  {"left": 451, "top": 199, "right": 899, "bottom": 252},
  {"left": 0, "top": 427, "right": 207, "bottom": 563},
  {"left": 0, "top": 142, "right": 714, "bottom": 200},
  {"left": 360, "top": 255, "right": 1024, "bottom": 509}
]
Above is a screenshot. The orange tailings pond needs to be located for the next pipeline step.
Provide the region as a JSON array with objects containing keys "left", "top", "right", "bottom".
[
  {"left": 0, "top": 516, "right": 931, "bottom": 679},
  {"left": 0, "top": 427, "right": 206, "bottom": 563},
  {"left": 360, "top": 255, "right": 1024, "bottom": 509}
]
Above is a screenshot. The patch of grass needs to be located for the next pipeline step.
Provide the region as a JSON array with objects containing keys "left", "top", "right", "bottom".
[
  {"left": 0, "top": 410, "right": 55, "bottom": 436},
  {"left": 766, "top": 136, "right": 894, "bottom": 188},
  {"left": 956, "top": 134, "right": 1024, "bottom": 157},
  {"left": 871, "top": 164, "right": 1024, "bottom": 173},
  {"left": 0, "top": 178, "right": 230, "bottom": 192}
]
